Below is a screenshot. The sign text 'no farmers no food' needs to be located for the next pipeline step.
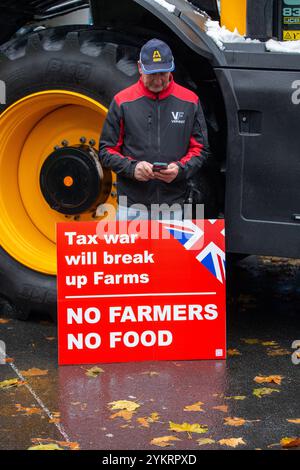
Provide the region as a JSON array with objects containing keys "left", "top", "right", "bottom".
[{"left": 57, "top": 219, "right": 226, "bottom": 364}]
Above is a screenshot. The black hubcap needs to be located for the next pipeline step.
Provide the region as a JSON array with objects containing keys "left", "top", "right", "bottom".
[{"left": 40, "top": 145, "right": 111, "bottom": 215}]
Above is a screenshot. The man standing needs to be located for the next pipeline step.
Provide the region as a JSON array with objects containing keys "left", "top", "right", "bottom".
[{"left": 99, "top": 38, "right": 210, "bottom": 220}]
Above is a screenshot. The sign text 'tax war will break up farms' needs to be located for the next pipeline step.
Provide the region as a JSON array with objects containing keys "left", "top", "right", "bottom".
[{"left": 57, "top": 219, "right": 226, "bottom": 365}]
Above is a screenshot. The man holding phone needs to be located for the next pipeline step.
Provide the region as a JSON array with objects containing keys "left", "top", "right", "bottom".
[{"left": 99, "top": 38, "right": 210, "bottom": 219}]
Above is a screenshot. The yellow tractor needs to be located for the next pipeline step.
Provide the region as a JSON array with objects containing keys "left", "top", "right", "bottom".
[{"left": 0, "top": 0, "right": 299, "bottom": 320}]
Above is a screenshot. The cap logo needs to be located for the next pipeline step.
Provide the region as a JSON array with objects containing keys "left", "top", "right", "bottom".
[{"left": 153, "top": 50, "right": 162, "bottom": 62}]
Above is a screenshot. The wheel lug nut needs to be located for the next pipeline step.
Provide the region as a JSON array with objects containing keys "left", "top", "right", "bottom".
[
  {"left": 89, "top": 139, "right": 96, "bottom": 147},
  {"left": 80, "top": 136, "right": 86, "bottom": 144},
  {"left": 54, "top": 145, "right": 60, "bottom": 151},
  {"left": 61, "top": 140, "right": 69, "bottom": 147}
]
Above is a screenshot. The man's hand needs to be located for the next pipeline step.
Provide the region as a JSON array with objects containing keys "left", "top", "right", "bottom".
[
  {"left": 153, "top": 162, "right": 179, "bottom": 183},
  {"left": 134, "top": 161, "right": 154, "bottom": 181}
]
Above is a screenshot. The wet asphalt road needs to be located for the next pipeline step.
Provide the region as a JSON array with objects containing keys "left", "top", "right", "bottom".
[{"left": 0, "top": 255, "right": 299, "bottom": 451}]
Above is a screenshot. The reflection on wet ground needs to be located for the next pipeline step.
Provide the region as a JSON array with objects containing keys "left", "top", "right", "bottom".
[{"left": 0, "top": 256, "right": 299, "bottom": 450}]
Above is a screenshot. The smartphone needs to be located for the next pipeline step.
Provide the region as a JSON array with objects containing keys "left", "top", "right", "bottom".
[{"left": 152, "top": 162, "right": 168, "bottom": 172}]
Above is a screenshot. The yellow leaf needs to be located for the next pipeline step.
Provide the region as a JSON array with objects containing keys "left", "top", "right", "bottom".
[
  {"left": 280, "top": 437, "right": 300, "bottom": 448},
  {"left": 31, "top": 438, "right": 80, "bottom": 450},
  {"left": 108, "top": 400, "right": 140, "bottom": 412},
  {"left": 169, "top": 421, "right": 208, "bottom": 434},
  {"left": 253, "top": 388, "right": 280, "bottom": 398},
  {"left": 213, "top": 405, "right": 228, "bottom": 413},
  {"left": 184, "top": 401, "right": 205, "bottom": 412},
  {"left": 110, "top": 410, "right": 134, "bottom": 421},
  {"left": 85, "top": 366, "right": 104, "bottom": 377},
  {"left": 224, "top": 396, "right": 246, "bottom": 401},
  {"left": 224, "top": 417, "right": 246, "bottom": 426},
  {"left": 28, "top": 444, "right": 64, "bottom": 451},
  {"left": 0, "top": 378, "right": 25, "bottom": 389},
  {"left": 197, "top": 438, "right": 215, "bottom": 446},
  {"left": 219, "top": 437, "right": 246, "bottom": 448},
  {"left": 241, "top": 338, "right": 259, "bottom": 344},
  {"left": 287, "top": 419, "right": 300, "bottom": 424},
  {"left": 261, "top": 341, "right": 278, "bottom": 346},
  {"left": 137, "top": 417, "right": 150, "bottom": 428},
  {"left": 15, "top": 404, "right": 41, "bottom": 415},
  {"left": 267, "top": 349, "right": 290, "bottom": 356},
  {"left": 137, "top": 413, "right": 160, "bottom": 427},
  {"left": 150, "top": 436, "right": 181, "bottom": 447},
  {"left": 0, "top": 318, "right": 11, "bottom": 324},
  {"left": 149, "top": 412, "right": 159, "bottom": 422},
  {"left": 254, "top": 375, "right": 283, "bottom": 385},
  {"left": 21, "top": 368, "right": 48, "bottom": 377},
  {"left": 227, "top": 349, "right": 241, "bottom": 356}
]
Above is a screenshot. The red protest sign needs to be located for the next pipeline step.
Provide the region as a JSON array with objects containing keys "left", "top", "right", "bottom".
[{"left": 57, "top": 219, "right": 226, "bottom": 364}]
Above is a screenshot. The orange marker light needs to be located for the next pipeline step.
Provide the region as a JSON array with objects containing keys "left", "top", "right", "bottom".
[{"left": 63, "top": 176, "right": 74, "bottom": 187}]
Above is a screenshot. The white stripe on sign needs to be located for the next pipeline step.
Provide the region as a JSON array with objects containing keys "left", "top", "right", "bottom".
[{"left": 65, "top": 292, "right": 217, "bottom": 299}]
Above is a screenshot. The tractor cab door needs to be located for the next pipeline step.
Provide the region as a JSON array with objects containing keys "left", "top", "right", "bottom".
[{"left": 217, "top": 47, "right": 300, "bottom": 258}]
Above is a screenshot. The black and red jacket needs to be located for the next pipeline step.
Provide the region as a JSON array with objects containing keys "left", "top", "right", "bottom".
[{"left": 99, "top": 76, "right": 210, "bottom": 206}]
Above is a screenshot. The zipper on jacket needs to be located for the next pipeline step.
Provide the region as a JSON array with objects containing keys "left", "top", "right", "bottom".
[
  {"left": 157, "top": 100, "right": 161, "bottom": 204},
  {"left": 148, "top": 114, "right": 152, "bottom": 149}
]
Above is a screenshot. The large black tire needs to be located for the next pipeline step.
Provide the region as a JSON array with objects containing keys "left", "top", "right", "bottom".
[
  {"left": 0, "top": 27, "right": 218, "bottom": 321},
  {"left": 0, "top": 27, "right": 142, "bottom": 321}
]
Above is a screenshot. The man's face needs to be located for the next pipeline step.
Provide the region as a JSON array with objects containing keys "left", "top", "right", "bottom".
[{"left": 138, "top": 64, "right": 171, "bottom": 93}]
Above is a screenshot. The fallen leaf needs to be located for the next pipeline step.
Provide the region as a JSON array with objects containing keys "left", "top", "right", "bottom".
[
  {"left": 31, "top": 438, "right": 80, "bottom": 450},
  {"left": 137, "top": 417, "right": 150, "bottom": 428},
  {"left": 254, "top": 375, "right": 283, "bottom": 385},
  {"left": 110, "top": 410, "right": 134, "bottom": 421},
  {"left": 108, "top": 400, "right": 140, "bottom": 412},
  {"left": 253, "top": 388, "right": 280, "bottom": 398},
  {"left": 241, "top": 339, "right": 260, "bottom": 344},
  {"left": 0, "top": 318, "right": 11, "bottom": 324},
  {"left": 224, "top": 396, "right": 246, "bottom": 401},
  {"left": 137, "top": 413, "right": 160, "bottom": 427},
  {"left": 224, "top": 417, "right": 246, "bottom": 426},
  {"left": 213, "top": 405, "right": 228, "bottom": 413},
  {"left": 267, "top": 349, "right": 290, "bottom": 356},
  {"left": 287, "top": 419, "right": 300, "bottom": 424},
  {"left": 219, "top": 437, "right": 246, "bottom": 448},
  {"left": 261, "top": 341, "right": 278, "bottom": 347},
  {"left": 197, "top": 438, "right": 215, "bottom": 446},
  {"left": 21, "top": 368, "right": 48, "bottom": 377},
  {"left": 85, "top": 366, "right": 104, "bottom": 377},
  {"left": 15, "top": 404, "right": 41, "bottom": 415},
  {"left": 184, "top": 401, "right": 205, "bottom": 412},
  {"left": 150, "top": 436, "right": 181, "bottom": 447},
  {"left": 169, "top": 421, "right": 208, "bottom": 435},
  {"left": 280, "top": 437, "right": 300, "bottom": 448},
  {"left": 227, "top": 349, "right": 241, "bottom": 356},
  {"left": 28, "top": 444, "right": 63, "bottom": 451},
  {"left": 0, "top": 378, "right": 25, "bottom": 389},
  {"left": 45, "top": 337, "right": 56, "bottom": 341}
]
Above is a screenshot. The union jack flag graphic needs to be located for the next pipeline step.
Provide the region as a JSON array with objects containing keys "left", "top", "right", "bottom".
[{"left": 158, "top": 219, "right": 226, "bottom": 283}]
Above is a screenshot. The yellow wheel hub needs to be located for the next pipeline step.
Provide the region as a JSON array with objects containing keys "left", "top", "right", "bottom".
[{"left": 0, "top": 90, "right": 116, "bottom": 275}]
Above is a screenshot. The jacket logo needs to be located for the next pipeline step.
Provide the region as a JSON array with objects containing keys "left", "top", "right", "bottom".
[
  {"left": 171, "top": 111, "right": 185, "bottom": 124},
  {"left": 153, "top": 50, "right": 162, "bottom": 62}
]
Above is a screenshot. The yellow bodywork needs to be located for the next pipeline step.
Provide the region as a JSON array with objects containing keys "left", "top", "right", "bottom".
[
  {"left": 0, "top": 90, "right": 114, "bottom": 275},
  {"left": 220, "top": 0, "right": 247, "bottom": 35}
]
